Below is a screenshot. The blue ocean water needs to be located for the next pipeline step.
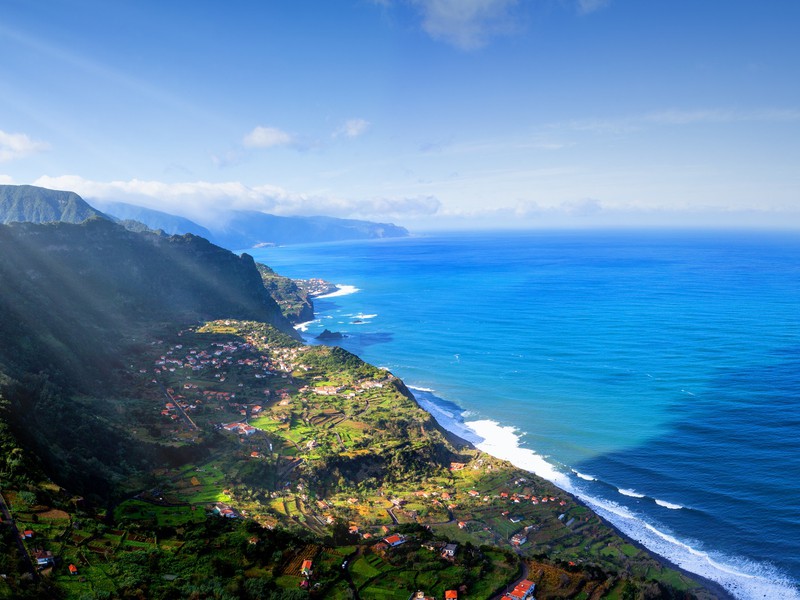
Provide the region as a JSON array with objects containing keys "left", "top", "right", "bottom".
[{"left": 250, "top": 230, "right": 800, "bottom": 600}]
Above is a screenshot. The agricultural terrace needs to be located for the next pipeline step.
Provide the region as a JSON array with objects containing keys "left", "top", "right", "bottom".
[{"left": 0, "top": 319, "right": 713, "bottom": 598}]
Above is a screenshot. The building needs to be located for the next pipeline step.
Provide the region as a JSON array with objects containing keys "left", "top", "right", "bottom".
[
  {"left": 213, "top": 502, "right": 239, "bottom": 518},
  {"left": 301, "top": 559, "right": 313, "bottom": 576},
  {"left": 384, "top": 533, "right": 406, "bottom": 547},
  {"left": 32, "top": 550, "right": 54, "bottom": 567},
  {"left": 502, "top": 579, "right": 535, "bottom": 600},
  {"left": 442, "top": 543, "right": 458, "bottom": 558}
]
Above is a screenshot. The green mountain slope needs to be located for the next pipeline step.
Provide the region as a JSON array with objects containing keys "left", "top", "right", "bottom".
[
  {"left": 0, "top": 184, "right": 108, "bottom": 224},
  {"left": 0, "top": 219, "right": 298, "bottom": 498},
  {"left": 0, "top": 219, "right": 295, "bottom": 384},
  {"left": 0, "top": 218, "right": 721, "bottom": 600}
]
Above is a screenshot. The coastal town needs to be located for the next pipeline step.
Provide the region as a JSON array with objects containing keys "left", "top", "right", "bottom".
[{"left": 0, "top": 319, "right": 718, "bottom": 599}]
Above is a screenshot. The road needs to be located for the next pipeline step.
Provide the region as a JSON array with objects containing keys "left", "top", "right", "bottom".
[
  {"left": 492, "top": 559, "right": 530, "bottom": 600},
  {"left": 0, "top": 489, "right": 38, "bottom": 580},
  {"left": 156, "top": 381, "right": 199, "bottom": 431},
  {"left": 341, "top": 547, "right": 361, "bottom": 600}
]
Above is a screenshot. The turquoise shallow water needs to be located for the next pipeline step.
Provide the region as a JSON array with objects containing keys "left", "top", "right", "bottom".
[{"left": 250, "top": 230, "right": 800, "bottom": 599}]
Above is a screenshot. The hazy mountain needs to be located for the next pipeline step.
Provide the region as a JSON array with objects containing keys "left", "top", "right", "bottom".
[
  {"left": 0, "top": 184, "right": 108, "bottom": 224},
  {"left": 208, "top": 211, "right": 409, "bottom": 249},
  {"left": 3, "top": 184, "right": 410, "bottom": 248},
  {"left": 91, "top": 199, "right": 214, "bottom": 238}
]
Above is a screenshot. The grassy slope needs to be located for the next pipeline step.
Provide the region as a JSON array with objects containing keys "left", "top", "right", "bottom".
[
  {"left": 0, "top": 218, "right": 722, "bottom": 598},
  {"left": 0, "top": 319, "right": 721, "bottom": 599}
]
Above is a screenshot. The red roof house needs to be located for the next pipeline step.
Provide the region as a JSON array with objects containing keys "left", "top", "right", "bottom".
[{"left": 383, "top": 534, "right": 406, "bottom": 547}]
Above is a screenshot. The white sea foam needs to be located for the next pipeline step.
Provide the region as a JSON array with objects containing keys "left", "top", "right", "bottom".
[
  {"left": 413, "top": 390, "right": 800, "bottom": 600},
  {"left": 354, "top": 313, "right": 377, "bottom": 320},
  {"left": 572, "top": 470, "right": 596, "bottom": 481},
  {"left": 294, "top": 320, "right": 317, "bottom": 332},
  {"left": 575, "top": 494, "right": 800, "bottom": 600},
  {"left": 412, "top": 393, "right": 483, "bottom": 446},
  {"left": 409, "top": 386, "right": 436, "bottom": 393},
  {"left": 618, "top": 488, "right": 646, "bottom": 498},
  {"left": 654, "top": 499, "right": 684, "bottom": 510},
  {"left": 316, "top": 284, "right": 360, "bottom": 298},
  {"left": 462, "top": 419, "right": 572, "bottom": 489}
]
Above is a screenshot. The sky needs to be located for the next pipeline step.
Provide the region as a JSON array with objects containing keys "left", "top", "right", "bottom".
[{"left": 1, "top": 0, "right": 800, "bottom": 231}]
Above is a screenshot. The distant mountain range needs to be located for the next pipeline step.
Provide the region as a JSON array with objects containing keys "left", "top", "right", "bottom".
[
  {"left": 88, "top": 199, "right": 214, "bottom": 238},
  {"left": 208, "top": 210, "right": 408, "bottom": 249},
  {"left": 0, "top": 184, "right": 409, "bottom": 249}
]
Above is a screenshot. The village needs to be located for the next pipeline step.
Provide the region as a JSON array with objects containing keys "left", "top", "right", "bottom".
[{"left": 0, "top": 319, "right": 711, "bottom": 600}]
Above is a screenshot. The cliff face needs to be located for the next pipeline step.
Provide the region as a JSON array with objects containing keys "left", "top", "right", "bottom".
[
  {"left": 256, "top": 262, "right": 315, "bottom": 323},
  {"left": 0, "top": 218, "right": 296, "bottom": 388}
]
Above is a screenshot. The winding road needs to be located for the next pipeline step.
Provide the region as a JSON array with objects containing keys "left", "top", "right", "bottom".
[{"left": 491, "top": 558, "right": 530, "bottom": 600}]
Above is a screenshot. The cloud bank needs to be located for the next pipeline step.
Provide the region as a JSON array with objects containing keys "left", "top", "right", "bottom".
[{"left": 31, "top": 175, "right": 440, "bottom": 226}]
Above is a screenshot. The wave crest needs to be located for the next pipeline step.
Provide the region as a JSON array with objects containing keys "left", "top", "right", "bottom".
[{"left": 316, "top": 284, "right": 360, "bottom": 298}]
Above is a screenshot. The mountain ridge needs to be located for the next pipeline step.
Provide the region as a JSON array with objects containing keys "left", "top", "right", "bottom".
[
  {"left": 0, "top": 184, "right": 410, "bottom": 248},
  {"left": 89, "top": 199, "right": 214, "bottom": 238},
  {"left": 0, "top": 184, "right": 108, "bottom": 224}
]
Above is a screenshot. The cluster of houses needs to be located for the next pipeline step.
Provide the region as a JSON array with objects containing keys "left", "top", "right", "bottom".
[
  {"left": 298, "top": 376, "right": 389, "bottom": 399},
  {"left": 21, "top": 530, "right": 79, "bottom": 576},
  {"left": 150, "top": 339, "right": 280, "bottom": 381},
  {"left": 160, "top": 397, "right": 197, "bottom": 420}
]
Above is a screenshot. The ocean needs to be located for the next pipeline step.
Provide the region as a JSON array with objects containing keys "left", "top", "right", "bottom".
[{"left": 249, "top": 230, "right": 800, "bottom": 600}]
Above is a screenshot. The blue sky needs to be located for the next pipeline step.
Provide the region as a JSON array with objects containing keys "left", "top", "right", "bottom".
[{"left": 1, "top": 0, "right": 799, "bottom": 230}]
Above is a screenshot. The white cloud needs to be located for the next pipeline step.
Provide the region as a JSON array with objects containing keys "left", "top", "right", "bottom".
[
  {"left": 334, "top": 118, "right": 371, "bottom": 139},
  {"left": 410, "top": 0, "right": 521, "bottom": 50},
  {"left": 0, "top": 130, "right": 50, "bottom": 162},
  {"left": 0, "top": 174, "right": 14, "bottom": 184},
  {"left": 577, "top": 0, "right": 610, "bottom": 15},
  {"left": 242, "top": 126, "right": 293, "bottom": 148},
  {"left": 31, "top": 175, "right": 438, "bottom": 225}
]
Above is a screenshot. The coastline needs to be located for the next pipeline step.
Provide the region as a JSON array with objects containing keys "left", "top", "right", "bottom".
[
  {"left": 406, "top": 386, "right": 735, "bottom": 600},
  {"left": 296, "top": 280, "right": 800, "bottom": 600},
  {"left": 408, "top": 386, "right": 800, "bottom": 600}
]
